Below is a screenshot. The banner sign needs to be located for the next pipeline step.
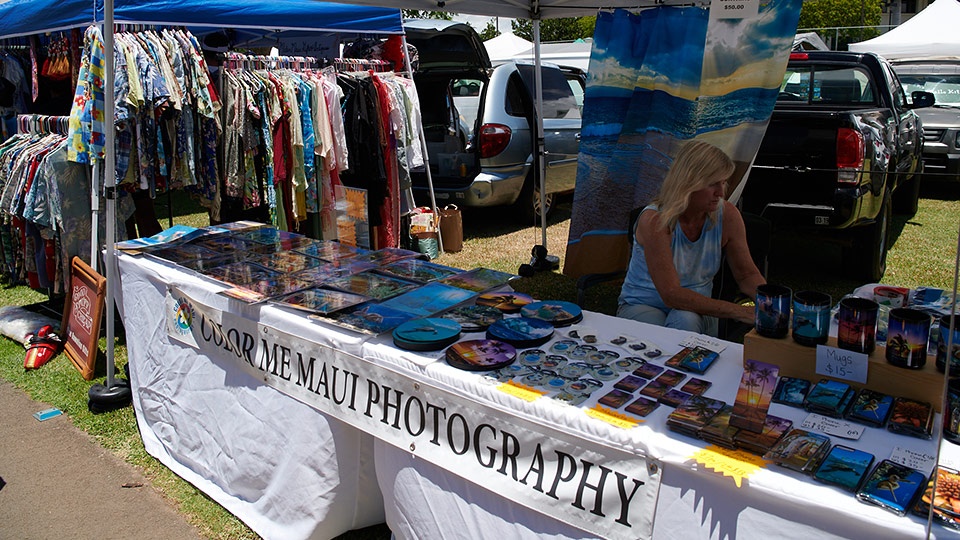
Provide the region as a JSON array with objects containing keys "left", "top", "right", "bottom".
[
  {"left": 165, "top": 288, "right": 662, "bottom": 539},
  {"left": 563, "top": 1, "right": 803, "bottom": 278}
]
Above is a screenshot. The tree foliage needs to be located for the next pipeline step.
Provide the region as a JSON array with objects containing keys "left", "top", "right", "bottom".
[
  {"left": 511, "top": 17, "right": 595, "bottom": 42},
  {"left": 478, "top": 20, "right": 500, "bottom": 41},
  {"left": 402, "top": 10, "right": 452, "bottom": 20},
  {"left": 798, "top": 0, "right": 882, "bottom": 50}
]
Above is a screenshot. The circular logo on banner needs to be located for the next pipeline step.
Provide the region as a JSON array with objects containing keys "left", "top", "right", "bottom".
[{"left": 172, "top": 297, "right": 194, "bottom": 336}]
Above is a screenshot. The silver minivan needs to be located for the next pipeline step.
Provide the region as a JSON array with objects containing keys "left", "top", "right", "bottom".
[{"left": 404, "top": 19, "right": 582, "bottom": 220}]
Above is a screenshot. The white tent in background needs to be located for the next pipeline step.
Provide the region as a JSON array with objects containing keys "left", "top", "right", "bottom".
[
  {"left": 483, "top": 31, "right": 533, "bottom": 63},
  {"left": 508, "top": 39, "right": 593, "bottom": 71},
  {"left": 849, "top": 0, "right": 960, "bottom": 59},
  {"left": 793, "top": 32, "right": 829, "bottom": 51}
]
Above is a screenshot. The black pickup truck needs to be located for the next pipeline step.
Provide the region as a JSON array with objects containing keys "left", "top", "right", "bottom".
[{"left": 741, "top": 51, "right": 934, "bottom": 281}]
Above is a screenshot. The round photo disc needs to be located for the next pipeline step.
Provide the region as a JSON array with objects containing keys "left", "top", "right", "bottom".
[
  {"left": 394, "top": 317, "right": 460, "bottom": 342},
  {"left": 518, "top": 349, "right": 547, "bottom": 367},
  {"left": 393, "top": 318, "right": 461, "bottom": 352},
  {"left": 521, "top": 300, "right": 584, "bottom": 327},
  {"left": 445, "top": 339, "right": 517, "bottom": 371},
  {"left": 476, "top": 292, "right": 534, "bottom": 314},
  {"left": 440, "top": 304, "right": 503, "bottom": 332},
  {"left": 486, "top": 317, "right": 555, "bottom": 348}
]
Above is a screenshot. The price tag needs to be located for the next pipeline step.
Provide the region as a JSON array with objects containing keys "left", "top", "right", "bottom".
[
  {"left": 586, "top": 406, "right": 640, "bottom": 429},
  {"left": 498, "top": 381, "right": 545, "bottom": 402},
  {"left": 800, "top": 413, "right": 865, "bottom": 440},
  {"left": 816, "top": 345, "right": 868, "bottom": 384},
  {"left": 679, "top": 334, "right": 726, "bottom": 354},
  {"left": 710, "top": 0, "right": 759, "bottom": 19},
  {"left": 889, "top": 447, "right": 937, "bottom": 472}
]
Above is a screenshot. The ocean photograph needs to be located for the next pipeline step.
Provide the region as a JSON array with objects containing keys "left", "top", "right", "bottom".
[{"left": 564, "top": 0, "right": 803, "bottom": 277}]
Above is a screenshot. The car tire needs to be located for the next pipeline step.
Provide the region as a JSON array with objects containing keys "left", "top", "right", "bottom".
[
  {"left": 844, "top": 190, "right": 891, "bottom": 282},
  {"left": 893, "top": 164, "right": 922, "bottom": 216},
  {"left": 517, "top": 176, "right": 554, "bottom": 223}
]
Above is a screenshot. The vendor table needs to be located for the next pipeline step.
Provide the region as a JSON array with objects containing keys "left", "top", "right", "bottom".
[{"left": 117, "top": 252, "right": 954, "bottom": 539}]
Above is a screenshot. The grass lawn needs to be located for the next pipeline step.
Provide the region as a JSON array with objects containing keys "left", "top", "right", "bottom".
[{"left": 1, "top": 181, "right": 957, "bottom": 538}]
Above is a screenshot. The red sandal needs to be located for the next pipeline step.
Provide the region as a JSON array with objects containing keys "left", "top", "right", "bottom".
[{"left": 23, "top": 325, "right": 64, "bottom": 370}]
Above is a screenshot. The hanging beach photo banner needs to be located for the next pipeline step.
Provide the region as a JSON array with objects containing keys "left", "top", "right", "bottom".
[{"left": 563, "top": 0, "right": 802, "bottom": 278}]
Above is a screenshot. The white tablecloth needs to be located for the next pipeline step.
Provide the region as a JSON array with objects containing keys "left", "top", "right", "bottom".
[
  {"left": 117, "top": 254, "right": 382, "bottom": 540},
  {"left": 117, "top": 252, "right": 953, "bottom": 539}
]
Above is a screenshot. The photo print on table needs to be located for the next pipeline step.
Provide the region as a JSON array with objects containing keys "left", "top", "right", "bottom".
[
  {"left": 379, "top": 282, "right": 477, "bottom": 318},
  {"left": 374, "top": 258, "right": 463, "bottom": 283},
  {"left": 272, "top": 287, "right": 369, "bottom": 315},
  {"left": 730, "top": 359, "right": 780, "bottom": 433},
  {"left": 438, "top": 267, "right": 517, "bottom": 293},
  {"left": 325, "top": 271, "right": 420, "bottom": 301},
  {"left": 293, "top": 239, "right": 368, "bottom": 262},
  {"left": 328, "top": 302, "right": 417, "bottom": 335},
  {"left": 733, "top": 414, "right": 793, "bottom": 455},
  {"left": 856, "top": 460, "right": 926, "bottom": 516},
  {"left": 813, "top": 445, "right": 875, "bottom": 492},
  {"left": 625, "top": 396, "right": 660, "bottom": 417},
  {"left": 771, "top": 376, "right": 811, "bottom": 408}
]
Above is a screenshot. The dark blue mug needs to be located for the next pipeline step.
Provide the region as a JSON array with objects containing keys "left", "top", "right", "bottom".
[
  {"left": 792, "top": 290, "right": 832, "bottom": 347},
  {"left": 755, "top": 284, "right": 792, "bottom": 339}
]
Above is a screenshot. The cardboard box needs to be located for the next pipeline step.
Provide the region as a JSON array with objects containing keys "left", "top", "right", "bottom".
[{"left": 742, "top": 329, "right": 946, "bottom": 412}]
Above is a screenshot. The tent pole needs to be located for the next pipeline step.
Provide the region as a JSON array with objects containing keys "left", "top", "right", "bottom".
[
  {"left": 520, "top": 16, "right": 558, "bottom": 276},
  {"left": 534, "top": 18, "right": 547, "bottom": 250},
  {"left": 89, "top": 0, "right": 131, "bottom": 413},
  {"left": 401, "top": 34, "right": 443, "bottom": 253},
  {"left": 104, "top": 0, "right": 116, "bottom": 391},
  {"left": 89, "top": 161, "right": 99, "bottom": 273}
]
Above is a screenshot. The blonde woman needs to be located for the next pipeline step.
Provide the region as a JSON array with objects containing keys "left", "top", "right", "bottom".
[{"left": 617, "top": 140, "right": 765, "bottom": 337}]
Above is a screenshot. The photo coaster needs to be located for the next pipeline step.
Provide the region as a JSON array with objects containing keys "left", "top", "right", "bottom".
[{"left": 445, "top": 339, "right": 517, "bottom": 371}]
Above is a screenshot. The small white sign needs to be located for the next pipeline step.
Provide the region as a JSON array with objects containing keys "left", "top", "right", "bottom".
[
  {"left": 800, "top": 413, "right": 865, "bottom": 440},
  {"left": 710, "top": 0, "right": 759, "bottom": 19},
  {"left": 889, "top": 446, "right": 937, "bottom": 472},
  {"left": 816, "top": 345, "right": 869, "bottom": 384},
  {"left": 678, "top": 334, "right": 726, "bottom": 353}
]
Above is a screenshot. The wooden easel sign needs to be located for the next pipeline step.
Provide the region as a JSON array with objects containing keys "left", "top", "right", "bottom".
[{"left": 61, "top": 257, "right": 106, "bottom": 380}]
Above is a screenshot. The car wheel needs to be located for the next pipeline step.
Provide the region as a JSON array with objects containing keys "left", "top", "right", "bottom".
[
  {"left": 517, "top": 177, "right": 554, "bottom": 223},
  {"left": 893, "top": 164, "right": 922, "bottom": 216},
  {"left": 844, "top": 190, "right": 891, "bottom": 282}
]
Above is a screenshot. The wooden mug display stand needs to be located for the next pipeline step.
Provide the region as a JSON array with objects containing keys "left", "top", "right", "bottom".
[{"left": 742, "top": 329, "right": 946, "bottom": 412}]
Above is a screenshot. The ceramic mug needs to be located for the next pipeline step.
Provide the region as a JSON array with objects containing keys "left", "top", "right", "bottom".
[
  {"left": 755, "top": 284, "right": 792, "bottom": 339},
  {"left": 874, "top": 286, "right": 907, "bottom": 309},
  {"left": 837, "top": 296, "right": 879, "bottom": 354},
  {"left": 945, "top": 378, "right": 960, "bottom": 445},
  {"left": 938, "top": 315, "right": 960, "bottom": 374},
  {"left": 792, "top": 290, "right": 832, "bottom": 347},
  {"left": 885, "top": 307, "right": 931, "bottom": 369}
]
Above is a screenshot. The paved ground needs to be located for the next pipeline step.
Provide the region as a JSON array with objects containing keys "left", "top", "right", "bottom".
[{"left": 0, "top": 380, "right": 203, "bottom": 540}]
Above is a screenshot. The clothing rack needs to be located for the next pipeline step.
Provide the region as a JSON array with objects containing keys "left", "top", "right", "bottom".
[
  {"left": 224, "top": 52, "right": 317, "bottom": 71},
  {"left": 333, "top": 57, "right": 393, "bottom": 73},
  {"left": 16, "top": 114, "right": 69, "bottom": 136}
]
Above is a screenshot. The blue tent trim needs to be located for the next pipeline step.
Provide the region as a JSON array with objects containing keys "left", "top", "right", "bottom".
[{"left": 0, "top": 0, "right": 403, "bottom": 39}]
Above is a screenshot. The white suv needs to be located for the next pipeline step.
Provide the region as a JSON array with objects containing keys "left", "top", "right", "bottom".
[{"left": 405, "top": 20, "right": 582, "bottom": 220}]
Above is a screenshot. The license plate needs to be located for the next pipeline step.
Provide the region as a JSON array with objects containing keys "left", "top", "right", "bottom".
[{"left": 814, "top": 216, "right": 830, "bottom": 225}]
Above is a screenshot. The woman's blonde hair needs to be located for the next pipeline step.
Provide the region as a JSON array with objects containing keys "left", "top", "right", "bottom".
[{"left": 653, "top": 140, "right": 735, "bottom": 232}]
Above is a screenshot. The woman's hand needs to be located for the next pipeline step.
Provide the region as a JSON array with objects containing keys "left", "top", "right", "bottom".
[{"left": 735, "top": 303, "right": 755, "bottom": 325}]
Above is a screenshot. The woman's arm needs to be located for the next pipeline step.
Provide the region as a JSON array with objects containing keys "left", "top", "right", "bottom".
[
  {"left": 720, "top": 201, "right": 766, "bottom": 300},
  {"left": 637, "top": 209, "right": 756, "bottom": 324}
]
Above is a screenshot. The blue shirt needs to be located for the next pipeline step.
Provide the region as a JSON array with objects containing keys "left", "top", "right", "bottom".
[{"left": 618, "top": 203, "right": 723, "bottom": 311}]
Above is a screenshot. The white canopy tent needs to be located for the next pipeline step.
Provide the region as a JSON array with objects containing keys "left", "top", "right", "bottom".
[
  {"left": 484, "top": 31, "right": 533, "bottom": 63},
  {"left": 849, "top": 0, "right": 960, "bottom": 59}
]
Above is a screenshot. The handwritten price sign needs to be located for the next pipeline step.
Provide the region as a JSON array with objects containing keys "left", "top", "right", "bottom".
[
  {"left": 801, "top": 414, "right": 865, "bottom": 440},
  {"left": 816, "top": 345, "right": 868, "bottom": 384}
]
